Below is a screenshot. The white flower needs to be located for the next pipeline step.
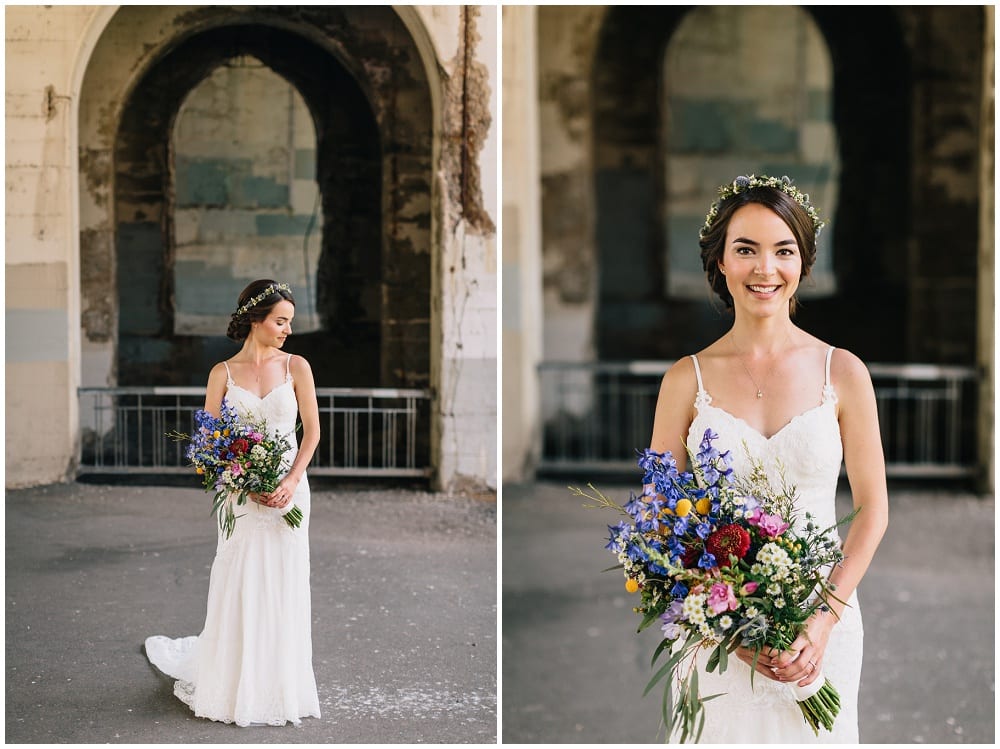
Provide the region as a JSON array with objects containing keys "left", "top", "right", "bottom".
[
  {"left": 745, "top": 605, "right": 760, "bottom": 618},
  {"left": 683, "top": 593, "right": 707, "bottom": 625},
  {"left": 766, "top": 582, "right": 782, "bottom": 596},
  {"left": 774, "top": 598, "right": 786, "bottom": 609},
  {"left": 718, "top": 615, "right": 733, "bottom": 630}
]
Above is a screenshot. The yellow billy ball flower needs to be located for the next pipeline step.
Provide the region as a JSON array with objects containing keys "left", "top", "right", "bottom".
[
  {"left": 695, "top": 498, "right": 711, "bottom": 515},
  {"left": 625, "top": 578, "right": 640, "bottom": 594},
  {"left": 675, "top": 499, "right": 693, "bottom": 517},
  {"left": 223, "top": 428, "right": 230, "bottom": 436},
  {"left": 213, "top": 430, "right": 221, "bottom": 439}
]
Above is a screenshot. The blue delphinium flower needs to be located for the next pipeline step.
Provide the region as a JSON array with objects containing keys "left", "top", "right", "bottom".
[
  {"left": 624, "top": 492, "right": 644, "bottom": 519},
  {"left": 673, "top": 516, "right": 689, "bottom": 536},
  {"left": 703, "top": 464, "right": 720, "bottom": 485},
  {"left": 698, "top": 551, "right": 717, "bottom": 569},
  {"left": 695, "top": 522, "right": 712, "bottom": 540},
  {"left": 670, "top": 581, "right": 688, "bottom": 598},
  {"left": 649, "top": 562, "right": 669, "bottom": 576}
]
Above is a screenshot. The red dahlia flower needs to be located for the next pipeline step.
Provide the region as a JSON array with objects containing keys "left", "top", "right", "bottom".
[
  {"left": 705, "top": 524, "right": 751, "bottom": 567},
  {"left": 229, "top": 438, "right": 250, "bottom": 457}
]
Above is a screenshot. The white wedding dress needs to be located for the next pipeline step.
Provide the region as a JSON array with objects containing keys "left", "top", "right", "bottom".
[
  {"left": 145, "top": 354, "right": 320, "bottom": 727},
  {"left": 684, "top": 347, "right": 862, "bottom": 743}
]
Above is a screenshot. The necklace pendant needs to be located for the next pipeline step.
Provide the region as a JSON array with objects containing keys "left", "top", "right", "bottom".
[{"left": 756, "top": 390, "right": 763, "bottom": 399}]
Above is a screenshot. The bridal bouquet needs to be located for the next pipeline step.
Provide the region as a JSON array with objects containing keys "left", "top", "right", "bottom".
[
  {"left": 573, "top": 429, "right": 854, "bottom": 742},
  {"left": 169, "top": 399, "right": 303, "bottom": 538}
]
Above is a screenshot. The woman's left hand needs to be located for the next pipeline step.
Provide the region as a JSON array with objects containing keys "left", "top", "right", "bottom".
[
  {"left": 771, "top": 611, "right": 834, "bottom": 687},
  {"left": 263, "top": 475, "right": 299, "bottom": 509}
]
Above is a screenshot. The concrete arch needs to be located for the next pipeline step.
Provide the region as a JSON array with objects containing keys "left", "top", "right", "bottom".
[
  {"left": 73, "top": 5, "right": 447, "bottom": 478},
  {"left": 588, "top": 6, "right": 923, "bottom": 363}
]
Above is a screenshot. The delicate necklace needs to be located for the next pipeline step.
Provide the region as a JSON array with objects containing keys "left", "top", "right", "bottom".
[{"left": 730, "top": 330, "right": 790, "bottom": 399}]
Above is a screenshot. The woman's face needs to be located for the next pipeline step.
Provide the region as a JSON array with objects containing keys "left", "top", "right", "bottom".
[
  {"left": 718, "top": 203, "right": 802, "bottom": 318},
  {"left": 251, "top": 300, "right": 294, "bottom": 347}
]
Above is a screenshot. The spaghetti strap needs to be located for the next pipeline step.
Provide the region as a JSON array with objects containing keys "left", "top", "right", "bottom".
[
  {"left": 222, "top": 360, "right": 234, "bottom": 384},
  {"left": 690, "top": 354, "right": 705, "bottom": 392},
  {"left": 285, "top": 353, "right": 293, "bottom": 381},
  {"left": 824, "top": 346, "right": 836, "bottom": 388}
]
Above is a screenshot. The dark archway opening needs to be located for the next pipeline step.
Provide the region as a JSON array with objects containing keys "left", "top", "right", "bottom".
[
  {"left": 114, "top": 24, "right": 384, "bottom": 387},
  {"left": 591, "top": 6, "right": 913, "bottom": 364}
]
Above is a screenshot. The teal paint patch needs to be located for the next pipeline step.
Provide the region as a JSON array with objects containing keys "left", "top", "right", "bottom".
[
  {"left": 174, "top": 262, "right": 242, "bottom": 316},
  {"left": 117, "top": 222, "right": 163, "bottom": 336},
  {"left": 295, "top": 149, "right": 316, "bottom": 179},
  {"left": 176, "top": 157, "right": 244, "bottom": 207},
  {"left": 759, "top": 163, "right": 832, "bottom": 185},
  {"left": 806, "top": 89, "right": 831, "bottom": 120},
  {"left": 239, "top": 176, "right": 289, "bottom": 209},
  {"left": 669, "top": 98, "right": 738, "bottom": 152},
  {"left": 197, "top": 210, "right": 257, "bottom": 237},
  {"left": 255, "top": 214, "right": 313, "bottom": 236},
  {"left": 6, "top": 308, "right": 68, "bottom": 362},
  {"left": 744, "top": 119, "right": 797, "bottom": 154}
]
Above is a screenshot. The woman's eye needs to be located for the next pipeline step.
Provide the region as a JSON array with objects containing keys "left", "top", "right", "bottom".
[{"left": 735, "top": 246, "right": 753, "bottom": 255}]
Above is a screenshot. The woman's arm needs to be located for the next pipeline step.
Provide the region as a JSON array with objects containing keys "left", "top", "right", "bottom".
[
  {"left": 773, "top": 349, "right": 889, "bottom": 685},
  {"left": 267, "top": 355, "right": 320, "bottom": 507},
  {"left": 203, "top": 363, "right": 229, "bottom": 417},
  {"left": 649, "top": 357, "right": 699, "bottom": 469}
]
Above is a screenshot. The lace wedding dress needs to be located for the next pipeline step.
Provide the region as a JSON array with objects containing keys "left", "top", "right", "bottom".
[
  {"left": 145, "top": 354, "right": 320, "bottom": 726},
  {"left": 684, "top": 347, "right": 862, "bottom": 743}
]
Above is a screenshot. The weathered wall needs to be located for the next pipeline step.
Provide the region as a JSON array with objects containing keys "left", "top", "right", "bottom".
[
  {"left": 171, "top": 62, "right": 322, "bottom": 336},
  {"left": 505, "top": 5, "right": 992, "bottom": 486},
  {"left": 6, "top": 5, "right": 497, "bottom": 492},
  {"left": 6, "top": 5, "right": 106, "bottom": 485},
  {"left": 663, "top": 6, "right": 838, "bottom": 298},
  {"left": 501, "top": 5, "right": 542, "bottom": 482},
  {"left": 429, "top": 5, "right": 498, "bottom": 491}
]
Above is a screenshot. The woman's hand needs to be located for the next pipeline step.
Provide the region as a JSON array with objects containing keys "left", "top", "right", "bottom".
[
  {"left": 262, "top": 474, "right": 300, "bottom": 509},
  {"left": 772, "top": 612, "right": 835, "bottom": 687},
  {"left": 733, "top": 611, "right": 834, "bottom": 687},
  {"left": 734, "top": 645, "right": 784, "bottom": 682}
]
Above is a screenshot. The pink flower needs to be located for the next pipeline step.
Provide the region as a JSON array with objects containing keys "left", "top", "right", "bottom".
[
  {"left": 249, "top": 431, "right": 263, "bottom": 443},
  {"left": 741, "top": 581, "right": 759, "bottom": 595},
  {"left": 230, "top": 461, "right": 243, "bottom": 476},
  {"left": 707, "top": 582, "right": 739, "bottom": 614},
  {"left": 755, "top": 512, "right": 790, "bottom": 538}
]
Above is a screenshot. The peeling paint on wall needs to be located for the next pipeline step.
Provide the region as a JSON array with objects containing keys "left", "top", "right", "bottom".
[{"left": 441, "top": 6, "right": 495, "bottom": 236}]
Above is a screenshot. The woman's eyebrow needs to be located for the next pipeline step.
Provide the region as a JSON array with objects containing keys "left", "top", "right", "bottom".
[{"left": 730, "top": 237, "right": 798, "bottom": 246}]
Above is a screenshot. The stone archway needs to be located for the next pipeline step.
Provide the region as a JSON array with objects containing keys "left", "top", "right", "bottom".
[
  {"left": 79, "top": 6, "right": 433, "bottom": 391},
  {"left": 589, "top": 6, "right": 916, "bottom": 364}
]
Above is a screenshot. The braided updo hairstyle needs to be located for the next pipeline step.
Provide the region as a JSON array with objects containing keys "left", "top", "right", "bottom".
[
  {"left": 226, "top": 279, "right": 296, "bottom": 342},
  {"left": 698, "top": 187, "right": 817, "bottom": 314}
]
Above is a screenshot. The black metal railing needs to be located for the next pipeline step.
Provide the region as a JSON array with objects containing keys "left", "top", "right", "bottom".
[
  {"left": 538, "top": 361, "right": 978, "bottom": 478},
  {"left": 77, "top": 386, "right": 433, "bottom": 477}
]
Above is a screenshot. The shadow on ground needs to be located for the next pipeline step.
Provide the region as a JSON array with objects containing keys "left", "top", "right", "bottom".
[{"left": 6, "top": 482, "right": 496, "bottom": 743}]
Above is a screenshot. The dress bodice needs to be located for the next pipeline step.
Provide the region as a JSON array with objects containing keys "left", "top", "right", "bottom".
[
  {"left": 683, "top": 347, "right": 863, "bottom": 742},
  {"left": 685, "top": 347, "right": 843, "bottom": 535},
  {"left": 222, "top": 356, "right": 299, "bottom": 462}
]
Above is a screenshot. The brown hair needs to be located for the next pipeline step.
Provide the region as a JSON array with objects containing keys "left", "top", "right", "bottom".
[
  {"left": 226, "top": 280, "right": 296, "bottom": 341},
  {"left": 698, "top": 187, "right": 818, "bottom": 314}
]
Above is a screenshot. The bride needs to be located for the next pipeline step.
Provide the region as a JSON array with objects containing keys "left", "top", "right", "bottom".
[
  {"left": 145, "top": 279, "right": 322, "bottom": 726},
  {"left": 649, "top": 176, "right": 889, "bottom": 743}
]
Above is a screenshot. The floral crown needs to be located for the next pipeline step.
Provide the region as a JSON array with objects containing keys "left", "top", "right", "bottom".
[
  {"left": 700, "top": 174, "right": 825, "bottom": 240},
  {"left": 235, "top": 282, "right": 291, "bottom": 316}
]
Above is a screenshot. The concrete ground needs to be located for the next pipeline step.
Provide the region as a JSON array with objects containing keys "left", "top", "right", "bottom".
[
  {"left": 502, "top": 481, "right": 994, "bottom": 744},
  {"left": 6, "top": 481, "right": 496, "bottom": 744}
]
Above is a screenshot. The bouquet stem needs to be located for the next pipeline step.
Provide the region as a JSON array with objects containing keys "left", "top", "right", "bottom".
[
  {"left": 792, "top": 677, "right": 840, "bottom": 736},
  {"left": 282, "top": 504, "right": 304, "bottom": 529}
]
